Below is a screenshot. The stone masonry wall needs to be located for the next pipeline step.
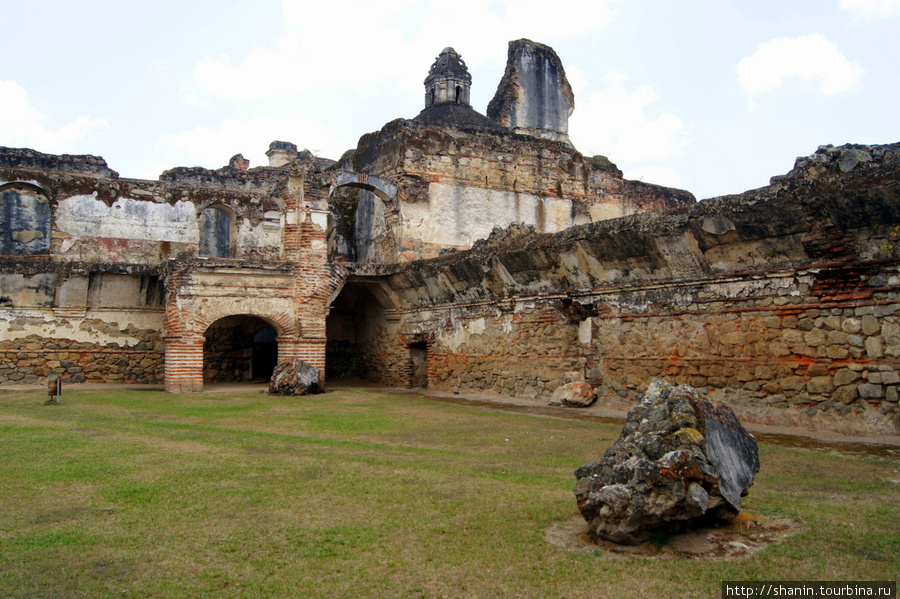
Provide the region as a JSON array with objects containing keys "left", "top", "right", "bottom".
[
  {"left": 350, "top": 118, "right": 694, "bottom": 261},
  {"left": 0, "top": 328, "right": 164, "bottom": 385},
  {"left": 390, "top": 269, "right": 900, "bottom": 434},
  {"left": 368, "top": 144, "right": 900, "bottom": 434}
]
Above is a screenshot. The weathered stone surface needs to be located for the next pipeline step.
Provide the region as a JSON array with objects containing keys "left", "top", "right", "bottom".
[
  {"left": 487, "top": 39, "right": 575, "bottom": 143},
  {"left": 549, "top": 381, "right": 597, "bottom": 407},
  {"left": 573, "top": 380, "right": 759, "bottom": 544},
  {"left": 269, "top": 360, "right": 325, "bottom": 396},
  {"left": 2, "top": 41, "right": 900, "bottom": 440}
]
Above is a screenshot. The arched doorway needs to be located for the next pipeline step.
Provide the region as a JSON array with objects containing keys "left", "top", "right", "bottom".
[
  {"left": 203, "top": 315, "right": 279, "bottom": 383},
  {"left": 326, "top": 284, "right": 380, "bottom": 380}
]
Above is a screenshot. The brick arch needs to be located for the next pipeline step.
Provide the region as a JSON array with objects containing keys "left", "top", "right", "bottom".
[
  {"left": 197, "top": 311, "right": 295, "bottom": 340},
  {"left": 201, "top": 314, "right": 284, "bottom": 384},
  {"left": 331, "top": 171, "right": 398, "bottom": 202},
  {"left": 163, "top": 260, "right": 305, "bottom": 392}
]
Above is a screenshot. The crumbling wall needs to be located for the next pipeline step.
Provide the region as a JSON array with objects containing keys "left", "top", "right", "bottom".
[
  {"left": 0, "top": 146, "right": 327, "bottom": 387},
  {"left": 352, "top": 119, "right": 693, "bottom": 261},
  {"left": 363, "top": 144, "right": 900, "bottom": 434}
]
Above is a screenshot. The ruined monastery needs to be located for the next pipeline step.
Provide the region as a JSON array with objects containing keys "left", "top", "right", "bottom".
[{"left": 2, "top": 40, "right": 900, "bottom": 435}]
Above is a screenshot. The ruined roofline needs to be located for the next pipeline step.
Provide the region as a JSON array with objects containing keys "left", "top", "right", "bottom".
[
  {"left": 0, "top": 257, "right": 165, "bottom": 278},
  {"left": 364, "top": 115, "right": 531, "bottom": 146},
  {"left": 371, "top": 142, "right": 900, "bottom": 289},
  {"left": 1, "top": 145, "right": 338, "bottom": 192},
  {"left": 157, "top": 164, "right": 291, "bottom": 193},
  {"left": 0, "top": 146, "right": 118, "bottom": 179},
  {"left": 699, "top": 141, "right": 900, "bottom": 202},
  {"left": 355, "top": 115, "right": 604, "bottom": 173}
]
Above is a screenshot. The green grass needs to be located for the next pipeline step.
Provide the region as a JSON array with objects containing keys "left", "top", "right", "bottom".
[{"left": 0, "top": 387, "right": 897, "bottom": 598}]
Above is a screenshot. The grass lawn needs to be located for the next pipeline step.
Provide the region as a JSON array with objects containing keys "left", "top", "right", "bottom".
[{"left": 0, "top": 387, "right": 897, "bottom": 598}]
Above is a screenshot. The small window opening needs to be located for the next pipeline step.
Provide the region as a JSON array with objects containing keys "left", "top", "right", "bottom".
[{"left": 199, "top": 205, "right": 234, "bottom": 258}]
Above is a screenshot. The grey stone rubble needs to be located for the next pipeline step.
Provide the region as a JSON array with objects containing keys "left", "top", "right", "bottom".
[
  {"left": 268, "top": 360, "right": 325, "bottom": 396},
  {"left": 573, "top": 379, "right": 760, "bottom": 545},
  {"left": 774, "top": 142, "right": 898, "bottom": 183}
]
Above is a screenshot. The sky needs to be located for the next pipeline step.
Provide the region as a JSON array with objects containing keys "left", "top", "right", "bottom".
[{"left": 1, "top": 0, "right": 898, "bottom": 200}]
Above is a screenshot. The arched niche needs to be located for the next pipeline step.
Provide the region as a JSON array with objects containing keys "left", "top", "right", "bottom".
[
  {"left": 0, "top": 183, "right": 50, "bottom": 255},
  {"left": 198, "top": 204, "right": 235, "bottom": 258}
]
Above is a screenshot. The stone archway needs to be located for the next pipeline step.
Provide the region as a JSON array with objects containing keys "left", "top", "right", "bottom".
[
  {"left": 325, "top": 277, "right": 403, "bottom": 384},
  {"left": 203, "top": 315, "right": 280, "bottom": 383},
  {"left": 332, "top": 171, "right": 397, "bottom": 202},
  {"left": 329, "top": 171, "right": 399, "bottom": 263},
  {"left": 325, "top": 284, "right": 383, "bottom": 381}
]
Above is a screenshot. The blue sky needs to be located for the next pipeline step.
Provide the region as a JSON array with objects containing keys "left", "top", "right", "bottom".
[{"left": 2, "top": 0, "right": 898, "bottom": 199}]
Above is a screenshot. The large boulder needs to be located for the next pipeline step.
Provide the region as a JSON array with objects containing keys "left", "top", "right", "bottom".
[
  {"left": 573, "top": 380, "right": 759, "bottom": 544},
  {"left": 269, "top": 360, "right": 325, "bottom": 396},
  {"left": 550, "top": 381, "right": 597, "bottom": 408}
]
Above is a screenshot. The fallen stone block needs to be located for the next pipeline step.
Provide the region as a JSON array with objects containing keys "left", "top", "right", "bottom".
[
  {"left": 549, "top": 381, "right": 597, "bottom": 407},
  {"left": 573, "top": 379, "right": 759, "bottom": 544},
  {"left": 269, "top": 360, "right": 325, "bottom": 396}
]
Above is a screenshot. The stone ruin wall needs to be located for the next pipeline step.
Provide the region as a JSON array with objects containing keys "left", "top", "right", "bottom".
[
  {"left": 363, "top": 144, "right": 900, "bottom": 434},
  {"left": 0, "top": 147, "right": 306, "bottom": 387},
  {"left": 348, "top": 119, "right": 693, "bottom": 263}
]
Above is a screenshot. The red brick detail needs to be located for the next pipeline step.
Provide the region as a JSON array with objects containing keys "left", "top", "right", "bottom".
[{"left": 164, "top": 339, "right": 204, "bottom": 393}]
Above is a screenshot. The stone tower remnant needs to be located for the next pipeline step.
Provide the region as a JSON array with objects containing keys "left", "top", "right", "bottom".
[
  {"left": 424, "top": 47, "right": 472, "bottom": 108},
  {"left": 487, "top": 38, "right": 575, "bottom": 144},
  {"left": 266, "top": 140, "right": 299, "bottom": 167}
]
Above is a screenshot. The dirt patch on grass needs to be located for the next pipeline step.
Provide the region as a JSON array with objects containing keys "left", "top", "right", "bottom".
[
  {"left": 546, "top": 511, "right": 799, "bottom": 560},
  {"left": 33, "top": 506, "right": 116, "bottom": 524}
]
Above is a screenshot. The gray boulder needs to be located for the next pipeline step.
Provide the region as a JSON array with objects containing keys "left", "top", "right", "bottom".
[
  {"left": 573, "top": 379, "right": 759, "bottom": 544},
  {"left": 269, "top": 360, "right": 325, "bottom": 396}
]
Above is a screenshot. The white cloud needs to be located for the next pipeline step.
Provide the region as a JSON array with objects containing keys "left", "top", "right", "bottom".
[
  {"left": 153, "top": 114, "right": 353, "bottom": 174},
  {"left": 736, "top": 34, "right": 864, "bottom": 96},
  {"left": 839, "top": 0, "right": 900, "bottom": 18},
  {"left": 191, "top": 0, "right": 618, "bottom": 102},
  {"left": 569, "top": 72, "right": 689, "bottom": 164},
  {"left": 0, "top": 80, "right": 107, "bottom": 151}
]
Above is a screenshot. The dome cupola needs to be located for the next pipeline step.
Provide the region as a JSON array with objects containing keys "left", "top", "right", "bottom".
[{"left": 423, "top": 47, "right": 472, "bottom": 108}]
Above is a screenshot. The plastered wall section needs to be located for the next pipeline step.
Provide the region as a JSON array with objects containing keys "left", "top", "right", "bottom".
[
  {"left": 54, "top": 194, "right": 282, "bottom": 262},
  {"left": 401, "top": 183, "right": 573, "bottom": 247},
  {"left": 1, "top": 183, "right": 285, "bottom": 386}
]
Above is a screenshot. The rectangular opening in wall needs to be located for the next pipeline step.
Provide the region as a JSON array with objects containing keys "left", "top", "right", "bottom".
[
  {"left": 409, "top": 341, "right": 428, "bottom": 388},
  {"left": 87, "top": 274, "right": 164, "bottom": 308}
]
